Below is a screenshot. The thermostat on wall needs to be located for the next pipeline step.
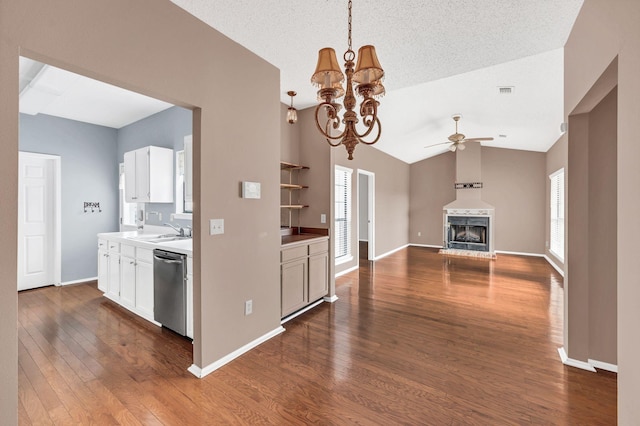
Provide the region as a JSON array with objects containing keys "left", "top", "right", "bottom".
[{"left": 242, "top": 181, "right": 261, "bottom": 199}]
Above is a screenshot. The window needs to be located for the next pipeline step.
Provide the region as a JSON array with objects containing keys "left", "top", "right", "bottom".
[
  {"left": 175, "top": 135, "right": 193, "bottom": 218},
  {"left": 335, "top": 166, "right": 353, "bottom": 263},
  {"left": 550, "top": 169, "right": 565, "bottom": 261},
  {"left": 119, "top": 163, "right": 137, "bottom": 229}
]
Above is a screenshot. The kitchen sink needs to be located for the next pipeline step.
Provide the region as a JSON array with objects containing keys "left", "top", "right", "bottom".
[{"left": 147, "top": 236, "right": 191, "bottom": 243}]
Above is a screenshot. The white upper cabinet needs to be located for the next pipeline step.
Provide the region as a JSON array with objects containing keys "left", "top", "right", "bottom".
[
  {"left": 183, "top": 135, "right": 193, "bottom": 204},
  {"left": 124, "top": 146, "right": 174, "bottom": 203}
]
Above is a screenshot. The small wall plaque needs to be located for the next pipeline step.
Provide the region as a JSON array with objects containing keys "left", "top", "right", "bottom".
[{"left": 454, "top": 182, "right": 483, "bottom": 189}]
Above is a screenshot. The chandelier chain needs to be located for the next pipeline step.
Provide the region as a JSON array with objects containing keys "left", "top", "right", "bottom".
[{"left": 347, "top": 0, "right": 352, "bottom": 52}]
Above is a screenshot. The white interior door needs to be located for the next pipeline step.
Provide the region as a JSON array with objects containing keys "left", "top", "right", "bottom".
[{"left": 18, "top": 152, "right": 60, "bottom": 291}]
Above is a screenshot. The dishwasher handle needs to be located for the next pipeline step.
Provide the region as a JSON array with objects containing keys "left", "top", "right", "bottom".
[{"left": 153, "top": 254, "right": 184, "bottom": 264}]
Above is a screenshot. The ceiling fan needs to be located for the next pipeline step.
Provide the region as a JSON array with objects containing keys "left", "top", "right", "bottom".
[{"left": 425, "top": 114, "right": 494, "bottom": 152}]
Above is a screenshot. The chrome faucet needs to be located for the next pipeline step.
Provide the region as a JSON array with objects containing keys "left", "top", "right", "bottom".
[{"left": 164, "top": 222, "right": 185, "bottom": 237}]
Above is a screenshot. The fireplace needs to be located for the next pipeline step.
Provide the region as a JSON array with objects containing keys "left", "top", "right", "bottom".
[{"left": 446, "top": 216, "right": 489, "bottom": 252}]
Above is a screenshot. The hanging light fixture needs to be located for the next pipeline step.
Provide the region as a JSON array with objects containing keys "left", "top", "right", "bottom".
[
  {"left": 310, "top": 0, "right": 385, "bottom": 160},
  {"left": 286, "top": 91, "right": 298, "bottom": 124}
]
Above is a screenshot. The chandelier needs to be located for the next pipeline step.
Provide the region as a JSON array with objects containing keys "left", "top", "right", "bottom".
[
  {"left": 310, "top": 0, "right": 385, "bottom": 160},
  {"left": 286, "top": 91, "right": 297, "bottom": 124}
]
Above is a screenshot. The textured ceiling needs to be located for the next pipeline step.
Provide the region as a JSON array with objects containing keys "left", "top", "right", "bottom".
[{"left": 171, "top": 0, "right": 584, "bottom": 163}]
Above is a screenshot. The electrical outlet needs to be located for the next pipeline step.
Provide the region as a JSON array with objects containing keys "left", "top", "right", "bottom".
[
  {"left": 418, "top": 231, "right": 421, "bottom": 237},
  {"left": 158, "top": 213, "right": 162, "bottom": 221},
  {"left": 245, "top": 300, "right": 253, "bottom": 315},
  {"left": 320, "top": 214, "right": 326, "bottom": 224}
]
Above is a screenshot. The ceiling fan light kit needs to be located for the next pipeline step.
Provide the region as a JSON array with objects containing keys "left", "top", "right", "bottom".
[
  {"left": 425, "top": 114, "right": 494, "bottom": 152},
  {"left": 310, "top": 0, "right": 385, "bottom": 160}
]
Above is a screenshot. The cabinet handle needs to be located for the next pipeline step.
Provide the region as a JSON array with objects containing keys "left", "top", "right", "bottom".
[
  {"left": 132, "top": 196, "right": 137, "bottom": 200},
  {"left": 130, "top": 261, "right": 135, "bottom": 265}
]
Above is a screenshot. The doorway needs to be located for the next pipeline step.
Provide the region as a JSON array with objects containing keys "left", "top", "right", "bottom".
[
  {"left": 17, "top": 152, "right": 61, "bottom": 290},
  {"left": 357, "top": 169, "right": 375, "bottom": 261}
]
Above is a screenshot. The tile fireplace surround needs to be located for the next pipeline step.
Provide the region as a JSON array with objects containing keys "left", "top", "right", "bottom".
[{"left": 441, "top": 207, "right": 496, "bottom": 259}]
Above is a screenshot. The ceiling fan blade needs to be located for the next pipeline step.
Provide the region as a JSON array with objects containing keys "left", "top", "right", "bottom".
[
  {"left": 463, "top": 137, "right": 494, "bottom": 142},
  {"left": 424, "top": 141, "right": 451, "bottom": 149}
]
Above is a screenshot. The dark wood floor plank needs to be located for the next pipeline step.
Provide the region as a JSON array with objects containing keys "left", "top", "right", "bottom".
[{"left": 18, "top": 248, "right": 616, "bottom": 424}]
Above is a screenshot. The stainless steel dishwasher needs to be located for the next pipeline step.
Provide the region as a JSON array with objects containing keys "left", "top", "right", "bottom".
[{"left": 153, "top": 249, "right": 187, "bottom": 336}]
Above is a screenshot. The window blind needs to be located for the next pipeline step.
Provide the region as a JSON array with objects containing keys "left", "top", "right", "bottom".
[
  {"left": 335, "top": 166, "right": 352, "bottom": 260},
  {"left": 550, "top": 169, "right": 564, "bottom": 261}
]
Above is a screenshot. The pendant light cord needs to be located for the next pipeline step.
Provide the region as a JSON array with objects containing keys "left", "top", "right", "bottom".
[{"left": 345, "top": 0, "right": 355, "bottom": 62}]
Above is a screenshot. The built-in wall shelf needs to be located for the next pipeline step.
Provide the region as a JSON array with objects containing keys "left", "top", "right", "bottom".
[
  {"left": 280, "top": 161, "right": 309, "bottom": 171},
  {"left": 280, "top": 183, "right": 308, "bottom": 190},
  {"left": 281, "top": 161, "right": 309, "bottom": 228},
  {"left": 280, "top": 205, "right": 309, "bottom": 209}
]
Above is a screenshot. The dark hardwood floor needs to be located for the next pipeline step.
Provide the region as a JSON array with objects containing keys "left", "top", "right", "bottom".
[{"left": 18, "top": 247, "right": 616, "bottom": 424}]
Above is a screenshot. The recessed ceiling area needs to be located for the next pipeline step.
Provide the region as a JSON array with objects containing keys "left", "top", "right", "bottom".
[{"left": 19, "top": 57, "right": 173, "bottom": 129}]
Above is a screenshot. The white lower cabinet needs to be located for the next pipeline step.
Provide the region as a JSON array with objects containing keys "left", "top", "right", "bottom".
[
  {"left": 186, "top": 256, "right": 193, "bottom": 339},
  {"left": 280, "top": 238, "right": 329, "bottom": 318},
  {"left": 97, "top": 236, "right": 192, "bottom": 336},
  {"left": 135, "top": 257, "right": 154, "bottom": 320}
]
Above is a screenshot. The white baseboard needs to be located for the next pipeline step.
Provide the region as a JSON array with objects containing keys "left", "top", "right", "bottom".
[
  {"left": 558, "top": 347, "right": 597, "bottom": 372},
  {"left": 410, "top": 244, "right": 443, "bottom": 249},
  {"left": 588, "top": 358, "right": 618, "bottom": 373},
  {"left": 374, "top": 244, "right": 409, "bottom": 261},
  {"left": 60, "top": 277, "right": 98, "bottom": 286},
  {"left": 335, "top": 264, "right": 359, "bottom": 277},
  {"left": 281, "top": 299, "right": 324, "bottom": 324},
  {"left": 323, "top": 295, "right": 339, "bottom": 303},
  {"left": 188, "top": 326, "right": 285, "bottom": 379},
  {"left": 544, "top": 255, "right": 565, "bottom": 277},
  {"left": 495, "top": 250, "right": 545, "bottom": 257}
]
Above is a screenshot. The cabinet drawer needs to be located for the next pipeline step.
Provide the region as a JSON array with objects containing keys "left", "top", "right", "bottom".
[
  {"left": 108, "top": 241, "right": 120, "bottom": 253},
  {"left": 121, "top": 244, "right": 136, "bottom": 258},
  {"left": 281, "top": 245, "right": 308, "bottom": 263},
  {"left": 137, "top": 248, "right": 154, "bottom": 263},
  {"left": 309, "top": 240, "right": 329, "bottom": 255}
]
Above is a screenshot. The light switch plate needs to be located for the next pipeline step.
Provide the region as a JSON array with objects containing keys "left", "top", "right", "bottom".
[
  {"left": 210, "top": 218, "right": 224, "bottom": 235},
  {"left": 320, "top": 214, "right": 326, "bottom": 224},
  {"left": 242, "top": 181, "right": 261, "bottom": 199}
]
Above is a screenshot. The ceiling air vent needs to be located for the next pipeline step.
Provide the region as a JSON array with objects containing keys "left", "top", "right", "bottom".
[{"left": 498, "top": 86, "right": 514, "bottom": 95}]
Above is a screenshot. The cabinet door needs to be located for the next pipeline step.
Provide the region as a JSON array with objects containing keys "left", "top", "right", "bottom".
[
  {"left": 97, "top": 249, "right": 108, "bottom": 292},
  {"left": 135, "top": 260, "right": 154, "bottom": 319},
  {"left": 184, "top": 136, "right": 193, "bottom": 204},
  {"left": 124, "top": 150, "right": 137, "bottom": 202},
  {"left": 120, "top": 256, "right": 136, "bottom": 308},
  {"left": 281, "top": 258, "right": 307, "bottom": 317},
  {"left": 308, "top": 252, "right": 329, "bottom": 302},
  {"left": 107, "top": 254, "right": 121, "bottom": 300},
  {"left": 135, "top": 148, "right": 150, "bottom": 203},
  {"left": 186, "top": 273, "right": 193, "bottom": 339}
]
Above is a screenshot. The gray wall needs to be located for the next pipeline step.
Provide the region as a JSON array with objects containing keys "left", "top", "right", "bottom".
[
  {"left": 19, "top": 113, "right": 119, "bottom": 283},
  {"left": 358, "top": 174, "right": 368, "bottom": 241},
  {"left": 409, "top": 147, "right": 546, "bottom": 254},
  {"left": 117, "top": 105, "right": 192, "bottom": 226},
  {"left": 409, "top": 152, "right": 456, "bottom": 246}
]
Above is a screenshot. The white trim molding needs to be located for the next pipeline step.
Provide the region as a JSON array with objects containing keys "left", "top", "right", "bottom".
[
  {"left": 375, "top": 244, "right": 409, "bottom": 261},
  {"left": 544, "top": 255, "right": 565, "bottom": 277},
  {"left": 335, "top": 264, "right": 359, "bottom": 277},
  {"left": 188, "top": 326, "right": 285, "bottom": 379},
  {"left": 61, "top": 277, "right": 98, "bottom": 286},
  {"left": 323, "top": 295, "right": 339, "bottom": 303},
  {"left": 588, "top": 359, "right": 618, "bottom": 373},
  {"left": 281, "top": 299, "right": 324, "bottom": 324},
  {"left": 558, "top": 347, "right": 597, "bottom": 372},
  {"left": 494, "top": 250, "right": 545, "bottom": 257},
  {"left": 410, "top": 244, "right": 444, "bottom": 249}
]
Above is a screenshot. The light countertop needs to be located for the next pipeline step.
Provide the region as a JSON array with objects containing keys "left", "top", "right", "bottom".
[{"left": 98, "top": 231, "right": 192, "bottom": 256}]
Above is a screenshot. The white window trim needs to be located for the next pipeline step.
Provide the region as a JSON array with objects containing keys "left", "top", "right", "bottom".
[
  {"left": 549, "top": 168, "right": 565, "bottom": 261},
  {"left": 335, "top": 165, "right": 353, "bottom": 264},
  {"left": 175, "top": 149, "right": 193, "bottom": 220}
]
